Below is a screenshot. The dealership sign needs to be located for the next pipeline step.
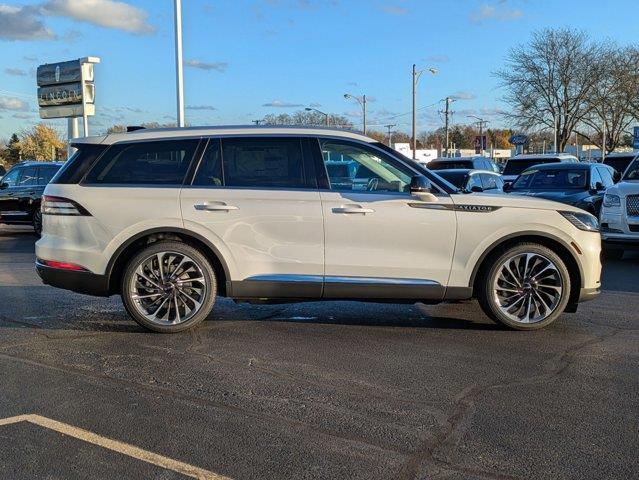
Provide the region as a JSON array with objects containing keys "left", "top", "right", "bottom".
[
  {"left": 509, "top": 134, "right": 529, "bottom": 146},
  {"left": 37, "top": 57, "right": 99, "bottom": 120}
]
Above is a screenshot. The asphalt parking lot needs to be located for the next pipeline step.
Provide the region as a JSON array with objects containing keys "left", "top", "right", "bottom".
[{"left": 0, "top": 224, "right": 637, "bottom": 480}]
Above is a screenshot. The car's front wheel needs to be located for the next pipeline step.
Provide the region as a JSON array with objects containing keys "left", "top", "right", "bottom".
[
  {"left": 477, "top": 243, "right": 571, "bottom": 330},
  {"left": 121, "top": 241, "right": 217, "bottom": 333}
]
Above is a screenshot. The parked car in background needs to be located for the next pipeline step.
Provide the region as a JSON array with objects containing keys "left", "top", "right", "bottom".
[
  {"left": 434, "top": 169, "right": 504, "bottom": 193},
  {"left": 36, "top": 126, "right": 601, "bottom": 333},
  {"left": 0, "top": 164, "right": 6, "bottom": 178},
  {"left": 505, "top": 163, "right": 615, "bottom": 216},
  {"left": 502, "top": 153, "right": 579, "bottom": 184},
  {"left": 0, "top": 161, "right": 63, "bottom": 235},
  {"left": 427, "top": 156, "right": 500, "bottom": 174},
  {"left": 602, "top": 151, "right": 637, "bottom": 178},
  {"left": 599, "top": 157, "right": 639, "bottom": 259}
]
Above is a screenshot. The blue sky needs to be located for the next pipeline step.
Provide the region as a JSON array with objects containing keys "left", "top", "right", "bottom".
[{"left": 0, "top": 0, "right": 637, "bottom": 139}]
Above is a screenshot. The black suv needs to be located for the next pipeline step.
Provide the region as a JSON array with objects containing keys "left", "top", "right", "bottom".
[
  {"left": 0, "top": 161, "right": 63, "bottom": 235},
  {"left": 427, "top": 156, "right": 500, "bottom": 174}
]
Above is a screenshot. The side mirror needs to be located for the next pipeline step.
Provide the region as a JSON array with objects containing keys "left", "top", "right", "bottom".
[
  {"left": 595, "top": 181, "right": 605, "bottom": 191},
  {"left": 503, "top": 182, "right": 512, "bottom": 192},
  {"left": 410, "top": 175, "right": 437, "bottom": 202},
  {"left": 613, "top": 171, "right": 622, "bottom": 183},
  {"left": 470, "top": 185, "right": 484, "bottom": 193},
  {"left": 0, "top": 182, "right": 8, "bottom": 190}
]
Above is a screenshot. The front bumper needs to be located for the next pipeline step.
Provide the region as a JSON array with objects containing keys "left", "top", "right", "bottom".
[
  {"left": 36, "top": 260, "right": 110, "bottom": 297},
  {"left": 601, "top": 235, "right": 639, "bottom": 250}
]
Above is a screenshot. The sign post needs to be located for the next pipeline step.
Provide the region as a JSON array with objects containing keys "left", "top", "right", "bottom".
[
  {"left": 509, "top": 134, "right": 529, "bottom": 155},
  {"left": 474, "top": 135, "right": 487, "bottom": 154},
  {"left": 633, "top": 126, "right": 639, "bottom": 150},
  {"left": 37, "top": 57, "right": 100, "bottom": 151}
]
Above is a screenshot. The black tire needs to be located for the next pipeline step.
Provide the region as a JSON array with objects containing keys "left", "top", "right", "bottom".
[
  {"left": 477, "top": 243, "right": 571, "bottom": 330},
  {"left": 602, "top": 248, "right": 624, "bottom": 261},
  {"left": 33, "top": 210, "right": 42, "bottom": 237},
  {"left": 121, "top": 241, "right": 217, "bottom": 333}
]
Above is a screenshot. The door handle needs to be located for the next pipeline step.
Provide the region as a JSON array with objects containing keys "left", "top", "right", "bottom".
[
  {"left": 194, "top": 202, "right": 239, "bottom": 212},
  {"left": 332, "top": 206, "right": 375, "bottom": 214}
]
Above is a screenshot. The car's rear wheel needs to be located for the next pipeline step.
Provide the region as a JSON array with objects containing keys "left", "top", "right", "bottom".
[
  {"left": 477, "top": 243, "right": 571, "bottom": 330},
  {"left": 121, "top": 241, "right": 217, "bottom": 333},
  {"left": 33, "top": 210, "right": 42, "bottom": 237}
]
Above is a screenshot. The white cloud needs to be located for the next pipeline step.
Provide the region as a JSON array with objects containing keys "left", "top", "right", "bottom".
[
  {"left": 185, "top": 60, "right": 229, "bottom": 73},
  {"left": 262, "top": 100, "right": 304, "bottom": 108},
  {"left": 0, "top": 96, "right": 29, "bottom": 111},
  {"left": 41, "top": 0, "right": 154, "bottom": 34},
  {"left": 470, "top": 3, "right": 523, "bottom": 23},
  {"left": 5, "top": 68, "right": 27, "bottom": 76},
  {"left": 424, "top": 54, "right": 449, "bottom": 64},
  {"left": 186, "top": 105, "right": 217, "bottom": 111},
  {"left": 382, "top": 5, "right": 408, "bottom": 15},
  {"left": 451, "top": 91, "right": 476, "bottom": 101},
  {"left": 0, "top": 4, "right": 56, "bottom": 41},
  {"left": 13, "top": 112, "right": 34, "bottom": 119}
]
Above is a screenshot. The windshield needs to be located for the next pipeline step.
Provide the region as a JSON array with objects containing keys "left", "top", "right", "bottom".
[
  {"left": 504, "top": 159, "right": 564, "bottom": 176},
  {"left": 434, "top": 171, "right": 467, "bottom": 189},
  {"left": 623, "top": 159, "right": 639, "bottom": 181},
  {"left": 511, "top": 168, "right": 588, "bottom": 190},
  {"left": 604, "top": 156, "right": 635, "bottom": 174}
]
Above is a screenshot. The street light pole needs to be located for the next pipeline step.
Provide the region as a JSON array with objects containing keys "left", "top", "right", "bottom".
[
  {"left": 467, "top": 115, "right": 489, "bottom": 154},
  {"left": 384, "top": 124, "right": 397, "bottom": 147},
  {"left": 344, "top": 93, "right": 367, "bottom": 134},
  {"left": 305, "top": 107, "right": 330, "bottom": 126},
  {"left": 443, "top": 97, "right": 453, "bottom": 157},
  {"left": 412, "top": 64, "right": 437, "bottom": 159},
  {"left": 174, "top": 0, "right": 185, "bottom": 128}
]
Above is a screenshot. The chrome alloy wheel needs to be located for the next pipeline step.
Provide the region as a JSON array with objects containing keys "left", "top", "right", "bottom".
[
  {"left": 492, "top": 253, "right": 563, "bottom": 324},
  {"left": 128, "top": 251, "right": 207, "bottom": 326}
]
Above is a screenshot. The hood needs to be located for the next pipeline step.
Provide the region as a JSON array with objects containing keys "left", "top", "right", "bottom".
[
  {"left": 450, "top": 192, "right": 583, "bottom": 213},
  {"left": 606, "top": 180, "right": 639, "bottom": 196},
  {"left": 507, "top": 189, "right": 588, "bottom": 204}
]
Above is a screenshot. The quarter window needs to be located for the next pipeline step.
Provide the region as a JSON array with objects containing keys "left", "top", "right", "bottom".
[
  {"left": 84, "top": 140, "right": 199, "bottom": 185},
  {"left": 37, "top": 166, "right": 60, "bottom": 185},
  {"left": 320, "top": 140, "right": 411, "bottom": 193}
]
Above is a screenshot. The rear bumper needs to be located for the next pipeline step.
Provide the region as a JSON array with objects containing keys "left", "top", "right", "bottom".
[{"left": 36, "top": 260, "right": 110, "bottom": 297}]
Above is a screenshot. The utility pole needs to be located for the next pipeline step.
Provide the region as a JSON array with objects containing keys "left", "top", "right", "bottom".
[
  {"left": 443, "top": 97, "right": 453, "bottom": 157},
  {"left": 174, "top": 0, "right": 185, "bottom": 127},
  {"left": 553, "top": 113, "right": 558, "bottom": 153},
  {"left": 344, "top": 93, "right": 367, "bottom": 134},
  {"left": 602, "top": 120, "right": 607, "bottom": 162},
  {"left": 411, "top": 64, "right": 437, "bottom": 159},
  {"left": 385, "top": 124, "right": 397, "bottom": 147}
]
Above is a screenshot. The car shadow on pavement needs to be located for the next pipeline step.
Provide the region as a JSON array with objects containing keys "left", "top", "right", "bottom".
[{"left": 601, "top": 252, "right": 639, "bottom": 294}]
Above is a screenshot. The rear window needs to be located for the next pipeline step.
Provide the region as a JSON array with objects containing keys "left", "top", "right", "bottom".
[
  {"left": 84, "top": 140, "right": 199, "bottom": 185},
  {"left": 504, "top": 158, "right": 563, "bottom": 176},
  {"left": 429, "top": 161, "right": 472, "bottom": 170},
  {"left": 512, "top": 168, "right": 588, "bottom": 190},
  {"left": 52, "top": 144, "right": 107, "bottom": 184}
]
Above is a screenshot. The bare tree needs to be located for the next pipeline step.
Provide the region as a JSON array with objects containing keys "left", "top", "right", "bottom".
[
  {"left": 497, "top": 28, "right": 606, "bottom": 152},
  {"left": 578, "top": 46, "right": 639, "bottom": 153},
  {"left": 262, "top": 110, "right": 352, "bottom": 129}
]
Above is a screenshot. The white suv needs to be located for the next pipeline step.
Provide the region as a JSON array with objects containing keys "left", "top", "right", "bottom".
[
  {"left": 36, "top": 127, "right": 601, "bottom": 332},
  {"left": 600, "top": 154, "right": 639, "bottom": 259}
]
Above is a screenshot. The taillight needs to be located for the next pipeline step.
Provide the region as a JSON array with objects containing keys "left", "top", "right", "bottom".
[
  {"left": 42, "top": 196, "right": 91, "bottom": 216},
  {"left": 39, "top": 259, "right": 88, "bottom": 271}
]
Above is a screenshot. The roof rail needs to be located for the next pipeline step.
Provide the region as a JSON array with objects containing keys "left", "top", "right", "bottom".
[{"left": 126, "top": 126, "right": 146, "bottom": 132}]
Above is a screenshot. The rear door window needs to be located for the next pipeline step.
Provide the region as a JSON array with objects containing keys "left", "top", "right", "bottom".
[
  {"left": 221, "top": 137, "right": 306, "bottom": 189},
  {"left": 37, "top": 165, "right": 60, "bottom": 185},
  {"left": 84, "top": 140, "right": 199, "bottom": 185}
]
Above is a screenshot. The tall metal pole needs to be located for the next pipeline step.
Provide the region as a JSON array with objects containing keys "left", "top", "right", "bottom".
[
  {"left": 67, "top": 118, "right": 79, "bottom": 158},
  {"left": 174, "top": 0, "right": 185, "bottom": 128},
  {"left": 602, "top": 120, "right": 607, "bottom": 162},
  {"left": 553, "top": 113, "right": 558, "bottom": 153},
  {"left": 412, "top": 65, "right": 417, "bottom": 155},
  {"left": 385, "top": 124, "right": 396, "bottom": 147},
  {"left": 362, "top": 95, "right": 367, "bottom": 135},
  {"left": 444, "top": 97, "right": 451, "bottom": 157}
]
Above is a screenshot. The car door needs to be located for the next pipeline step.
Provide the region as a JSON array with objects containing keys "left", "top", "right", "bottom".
[
  {"left": 0, "top": 167, "right": 23, "bottom": 219},
  {"left": 317, "top": 138, "right": 457, "bottom": 301},
  {"left": 180, "top": 137, "right": 324, "bottom": 299},
  {"left": 14, "top": 165, "right": 38, "bottom": 219}
]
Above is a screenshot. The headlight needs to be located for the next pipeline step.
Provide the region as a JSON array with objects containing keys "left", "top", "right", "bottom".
[
  {"left": 603, "top": 194, "right": 621, "bottom": 208},
  {"left": 559, "top": 211, "right": 599, "bottom": 232}
]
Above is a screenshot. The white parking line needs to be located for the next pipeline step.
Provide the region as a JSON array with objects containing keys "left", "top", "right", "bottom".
[{"left": 0, "top": 414, "right": 231, "bottom": 480}]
